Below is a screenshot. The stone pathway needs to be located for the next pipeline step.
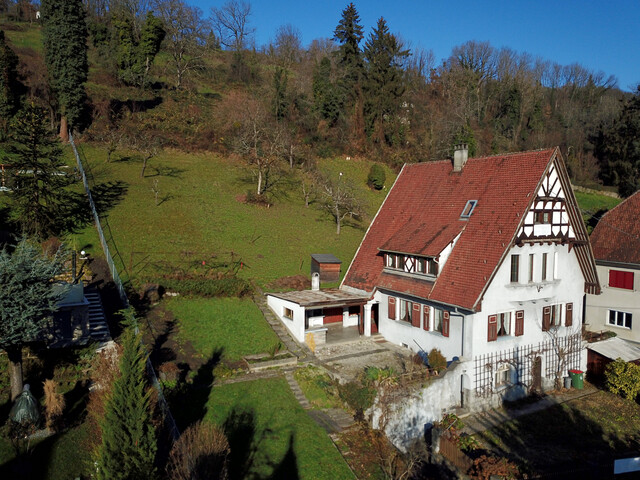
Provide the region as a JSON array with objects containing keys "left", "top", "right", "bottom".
[
  {"left": 284, "top": 370, "right": 355, "bottom": 435},
  {"left": 252, "top": 290, "right": 313, "bottom": 362}
]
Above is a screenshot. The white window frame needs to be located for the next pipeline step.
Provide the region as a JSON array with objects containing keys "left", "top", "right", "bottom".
[
  {"left": 607, "top": 310, "right": 632, "bottom": 329},
  {"left": 495, "top": 364, "right": 510, "bottom": 388},
  {"left": 283, "top": 307, "right": 294, "bottom": 320}
]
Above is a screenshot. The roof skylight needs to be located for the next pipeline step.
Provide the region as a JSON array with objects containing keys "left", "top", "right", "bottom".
[{"left": 461, "top": 200, "right": 477, "bottom": 218}]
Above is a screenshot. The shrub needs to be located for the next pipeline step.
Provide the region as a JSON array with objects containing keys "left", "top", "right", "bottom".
[
  {"left": 367, "top": 163, "right": 386, "bottom": 190},
  {"left": 338, "top": 381, "right": 376, "bottom": 417},
  {"left": 428, "top": 348, "right": 447, "bottom": 373},
  {"left": 364, "top": 365, "right": 396, "bottom": 385},
  {"left": 605, "top": 358, "right": 640, "bottom": 400},
  {"left": 167, "top": 421, "right": 230, "bottom": 480},
  {"left": 161, "top": 275, "right": 252, "bottom": 298},
  {"left": 43, "top": 379, "right": 65, "bottom": 431}
]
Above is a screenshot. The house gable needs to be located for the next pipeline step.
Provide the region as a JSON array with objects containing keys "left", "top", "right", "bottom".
[{"left": 342, "top": 148, "right": 575, "bottom": 311}]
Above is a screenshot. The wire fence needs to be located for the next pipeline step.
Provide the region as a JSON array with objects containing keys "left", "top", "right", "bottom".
[{"left": 70, "top": 133, "right": 180, "bottom": 442}]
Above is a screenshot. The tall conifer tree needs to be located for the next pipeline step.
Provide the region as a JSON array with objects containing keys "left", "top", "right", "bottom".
[
  {"left": 6, "top": 104, "right": 72, "bottom": 239},
  {"left": 41, "top": 0, "right": 88, "bottom": 140},
  {"left": 333, "top": 3, "right": 365, "bottom": 143},
  {"left": 363, "top": 17, "right": 409, "bottom": 145},
  {"left": 97, "top": 315, "right": 157, "bottom": 480}
]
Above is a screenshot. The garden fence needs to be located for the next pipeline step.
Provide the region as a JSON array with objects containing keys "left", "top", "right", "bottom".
[{"left": 70, "top": 133, "right": 180, "bottom": 441}]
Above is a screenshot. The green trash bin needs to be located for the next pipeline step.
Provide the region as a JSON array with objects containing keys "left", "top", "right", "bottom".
[{"left": 569, "top": 369, "right": 584, "bottom": 389}]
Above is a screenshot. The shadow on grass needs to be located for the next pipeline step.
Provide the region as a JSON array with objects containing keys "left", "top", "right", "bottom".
[
  {"left": 223, "top": 407, "right": 300, "bottom": 480},
  {"left": 166, "top": 350, "right": 223, "bottom": 431},
  {"left": 472, "top": 398, "right": 637, "bottom": 478}
]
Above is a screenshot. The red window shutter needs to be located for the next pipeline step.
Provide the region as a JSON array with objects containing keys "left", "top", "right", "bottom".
[
  {"left": 542, "top": 306, "right": 551, "bottom": 331},
  {"left": 442, "top": 311, "right": 450, "bottom": 337},
  {"left": 609, "top": 270, "right": 619, "bottom": 288},
  {"left": 488, "top": 314, "right": 497, "bottom": 341},
  {"left": 625, "top": 272, "right": 634, "bottom": 290},
  {"left": 388, "top": 297, "right": 396, "bottom": 320},
  {"left": 515, "top": 310, "right": 524, "bottom": 336},
  {"left": 423, "top": 305, "right": 430, "bottom": 331},
  {"left": 565, "top": 303, "right": 573, "bottom": 327},
  {"left": 412, "top": 303, "right": 421, "bottom": 328}
]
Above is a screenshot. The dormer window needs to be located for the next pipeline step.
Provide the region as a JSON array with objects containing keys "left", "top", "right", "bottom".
[
  {"left": 461, "top": 200, "right": 477, "bottom": 218},
  {"left": 384, "top": 252, "right": 438, "bottom": 277}
]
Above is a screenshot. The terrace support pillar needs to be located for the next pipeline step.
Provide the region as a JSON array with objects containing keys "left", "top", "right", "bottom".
[{"left": 364, "top": 304, "right": 372, "bottom": 337}]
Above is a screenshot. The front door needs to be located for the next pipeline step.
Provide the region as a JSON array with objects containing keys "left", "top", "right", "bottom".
[{"left": 371, "top": 304, "right": 379, "bottom": 334}]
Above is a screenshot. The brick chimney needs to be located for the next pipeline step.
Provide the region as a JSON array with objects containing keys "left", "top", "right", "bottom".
[{"left": 453, "top": 143, "right": 469, "bottom": 172}]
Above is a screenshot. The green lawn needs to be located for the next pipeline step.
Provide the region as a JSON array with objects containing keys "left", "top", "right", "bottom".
[
  {"left": 1, "top": 22, "right": 42, "bottom": 53},
  {"left": 67, "top": 142, "right": 394, "bottom": 288},
  {"left": 207, "top": 377, "right": 355, "bottom": 480},
  {"left": 167, "top": 296, "right": 280, "bottom": 362},
  {"left": 574, "top": 190, "right": 622, "bottom": 233},
  {"left": 0, "top": 422, "right": 91, "bottom": 479}
]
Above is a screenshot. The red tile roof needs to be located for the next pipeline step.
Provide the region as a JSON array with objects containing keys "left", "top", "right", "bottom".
[
  {"left": 342, "top": 148, "right": 558, "bottom": 311},
  {"left": 590, "top": 190, "right": 640, "bottom": 265}
]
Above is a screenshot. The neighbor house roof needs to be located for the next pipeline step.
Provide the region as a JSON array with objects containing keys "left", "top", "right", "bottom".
[
  {"left": 590, "top": 190, "right": 640, "bottom": 265},
  {"left": 342, "top": 147, "right": 596, "bottom": 311},
  {"left": 587, "top": 337, "right": 640, "bottom": 362}
]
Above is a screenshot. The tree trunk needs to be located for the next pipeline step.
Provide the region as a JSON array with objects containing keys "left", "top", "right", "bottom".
[
  {"left": 8, "top": 346, "right": 23, "bottom": 401},
  {"left": 141, "top": 157, "right": 148, "bottom": 178},
  {"left": 59, "top": 116, "right": 69, "bottom": 143}
]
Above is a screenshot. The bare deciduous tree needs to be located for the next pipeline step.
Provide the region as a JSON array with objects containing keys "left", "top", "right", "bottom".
[
  {"left": 234, "top": 97, "right": 288, "bottom": 197},
  {"left": 317, "top": 171, "right": 364, "bottom": 234},
  {"left": 154, "top": 0, "right": 209, "bottom": 89},
  {"left": 211, "top": 0, "right": 254, "bottom": 52}
]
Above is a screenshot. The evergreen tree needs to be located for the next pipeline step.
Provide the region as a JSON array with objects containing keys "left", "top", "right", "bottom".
[
  {"left": 0, "top": 30, "right": 21, "bottom": 135},
  {"left": 5, "top": 104, "right": 73, "bottom": 239},
  {"left": 272, "top": 66, "right": 289, "bottom": 120},
  {"left": 363, "top": 17, "right": 409, "bottom": 145},
  {"left": 0, "top": 239, "right": 67, "bottom": 401},
  {"left": 333, "top": 3, "right": 365, "bottom": 143},
  {"left": 113, "top": 11, "right": 165, "bottom": 88},
  {"left": 594, "top": 85, "right": 640, "bottom": 197},
  {"left": 41, "top": 0, "right": 88, "bottom": 139},
  {"left": 333, "top": 2, "right": 364, "bottom": 106},
  {"left": 97, "top": 315, "right": 157, "bottom": 480},
  {"left": 312, "top": 56, "right": 341, "bottom": 126}
]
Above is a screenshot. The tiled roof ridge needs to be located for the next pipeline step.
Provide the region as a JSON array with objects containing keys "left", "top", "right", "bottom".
[
  {"left": 597, "top": 189, "right": 640, "bottom": 223},
  {"left": 404, "top": 147, "right": 556, "bottom": 167}
]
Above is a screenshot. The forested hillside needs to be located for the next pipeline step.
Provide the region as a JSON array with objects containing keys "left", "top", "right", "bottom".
[{"left": 1, "top": 0, "right": 639, "bottom": 198}]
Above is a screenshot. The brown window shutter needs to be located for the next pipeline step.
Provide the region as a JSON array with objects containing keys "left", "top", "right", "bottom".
[
  {"left": 388, "top": 297, "right": 396, "bottom": 320},
  {"left": 542, "top": 306, "right": 551, "bottom": 331},
  {"left": 565, "top": 303, "right": 573, "bottom": 327},
  {"left": 412, "top": 303, "right": 421, "bottom": 328},
  {"left": 442, "top": 311, "right": 450, "bottom": 337},
  {"left": 515, "top": 310, "right": 524, "bottom": 336},
  {"left": 488, "top": 314, "right": 497, "bottom": 341},
  {"left": 423, "top": 305, "right": 430, "bottom": 331}
]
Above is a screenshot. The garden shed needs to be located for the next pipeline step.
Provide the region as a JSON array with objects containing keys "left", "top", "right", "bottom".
[{"left": 311, "top": 254, "right": 342, "bottom": 283}]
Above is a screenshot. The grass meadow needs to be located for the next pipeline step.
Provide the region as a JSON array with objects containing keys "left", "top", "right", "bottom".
[
  {"left": 207, "top": 377, "right": 355, "bottom": 480},
  {"left": 68, "top": 142, "right": 395, "bottom": 288}
]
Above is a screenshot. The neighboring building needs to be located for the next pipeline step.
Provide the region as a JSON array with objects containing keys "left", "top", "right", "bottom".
[
  {"left": 267, "top": 146, "right": 600, "bottom": 410},
  {"left": 586, "top": 191, "right": 640, "bottom": 342}
]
